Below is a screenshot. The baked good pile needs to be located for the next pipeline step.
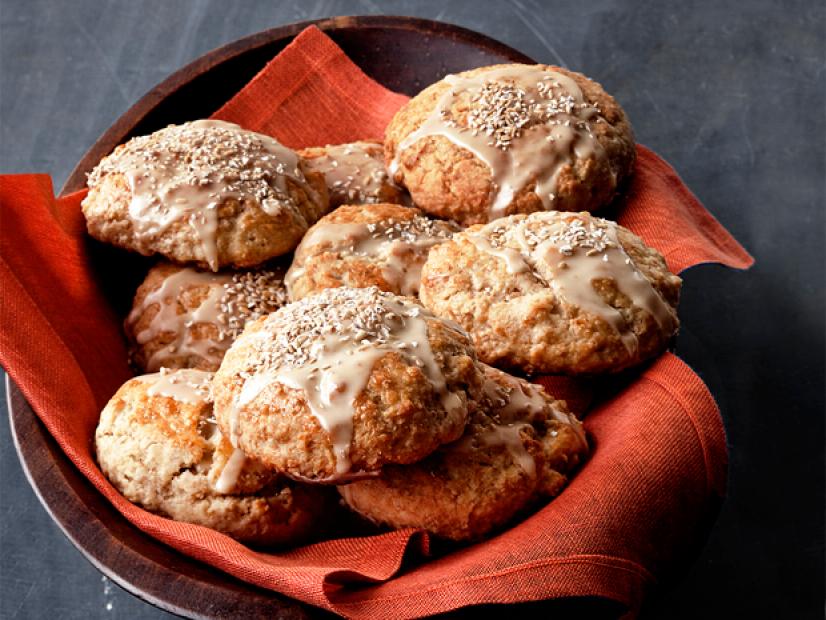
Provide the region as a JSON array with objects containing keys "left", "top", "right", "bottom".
[{"left": 84, "top": 63, "right": 681, "bottom": 545}]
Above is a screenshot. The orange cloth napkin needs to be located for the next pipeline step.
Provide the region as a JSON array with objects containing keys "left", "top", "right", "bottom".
[{"left": 0, "top": 25, "right": 752, "bottom": 619}]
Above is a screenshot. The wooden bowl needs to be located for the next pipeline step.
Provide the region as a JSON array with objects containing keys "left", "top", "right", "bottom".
[{"left": 7, "top": 16, "right": 622, "bottom": 618}]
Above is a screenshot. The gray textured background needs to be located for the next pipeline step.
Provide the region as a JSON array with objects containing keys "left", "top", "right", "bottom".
[{"left": 1, "top": 0, "right": 824, "bottom": 618}]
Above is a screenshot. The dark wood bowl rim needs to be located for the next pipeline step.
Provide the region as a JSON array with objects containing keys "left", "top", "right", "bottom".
[{"left": 8, "top": 15, "right": 536, "bottom": 619}]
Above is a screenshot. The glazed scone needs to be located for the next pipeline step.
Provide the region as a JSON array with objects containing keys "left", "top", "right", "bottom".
[
  {"left": 125, "top": 262, "right": 288, "bottom": 373},
  {"left": 385, "top": 64, "right": 635, "bottom": 226},
  {"left": 94, "top": 369, "right": 328, "bottom": 546},
  {"left": 339, "top": 364, "right": 588, "bottom": 541},
  {"left": 419, "top": 211, "right": 681, "bottom": 374},
  {"left": 285, "top": 203, "right": 458, "bottom": 301},
  {"left": 212, "top": 286, "right": 484, "bottom": 482},
  {"left": 298, "top": 141, "right": 407, "bottom": 208},
  {"left": 82, "top": 120, "right": 329, "bottom": 271}
]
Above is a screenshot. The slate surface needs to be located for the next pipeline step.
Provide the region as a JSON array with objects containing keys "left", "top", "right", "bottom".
[{"left": 1, "top": 1, "right": 823, "bottom": 618}]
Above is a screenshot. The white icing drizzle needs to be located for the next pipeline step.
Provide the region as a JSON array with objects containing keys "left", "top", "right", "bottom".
[
  {"left": 88, "top": 120, "right": 313, "bottom": 271},
  {"left": 455, "top": 371, "right": 540, "bottom": 476},
  {"left": 136, "top": 369, "right": 252, "bottom": 495},
  {"left": 130, "top": 269, "right": 229, "bottom": 371},
  {"left": 214, "top": 447, "right": 247, "bottom": 494},
  {"left": 137, "top": 368, "right": 214, "bottom": 404},
  {"left": 476, "top": 424, "right": 536, "bottom": 477},
  {"left": 285, "top": 214, "right": 457, "bottom": 298},
  {"left": 391, "top": 66, "right": 604, "bottom": 219},
  {"left": 459, "top": 367, "right": 588, "bottom": 477},
  {"left": 127, "top": 266, "right": 287, "bottom": 371},
  {"left": 229, "top": 287, "right": 465, "bottom": 475},
  {"left": 461, "top": 214, "right": 677, "bottom": 353},
  {"left": 465, "top": 232, "right": 530, "bottom": 274},
  {"left": 302, "top": 142, "right": 396, "bottom": 206}
]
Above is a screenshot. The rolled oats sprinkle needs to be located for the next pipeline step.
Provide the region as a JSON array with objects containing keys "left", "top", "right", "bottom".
[
  {"left": 363, "top": 214, "right": 459, "bottom": 244},
  {"left": 391, "top": 65, "right": 608, "bottom": 216},
  {"left": 451, "top": 74, "right": 601, "bottom": 152},
  {"left": 88, "top": 120, "right": 308, "bottom": 216},
  {"left": 218, "top": 270, "right": 288, "bottom": 341},
  {"left": 247, "top": 287, "right": 430, "bottom": 372},
  {"left": 87, "top": 120, "right": 315, "bottom": 269}
]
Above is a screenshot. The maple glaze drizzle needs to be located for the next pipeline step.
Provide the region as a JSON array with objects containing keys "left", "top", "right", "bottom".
[
  {"left": 460, "top": 214, "right": 677, "bottom": 353},
  {"left": 135, "top": 369, "right": 254, "bottom": 494},
  {"left": 459, "top": 367, "right": 586, "bottom": 477},
  {"left": 302, "top": 142, "right": 397, "bottom": 206},
  {"left": 391, "top": 66, "right": 604, "bottom": 219},
  {"left": 228, "top": 288, "right": 464, "bottom": 475},
  {"left": 128, "top": 266, "right": 288, "bottom": 372},
  {"left": 286, "top": 214, "right": 457, "bottom": 298},
  {"left": 88, "top": 120, "right": 313, "bottom": 270},
  {"left": 137, "top": 368, "right": 214, "bottom": 404},
  {"left": 129, "top": 268, "right": 230, "bottom": 371}
]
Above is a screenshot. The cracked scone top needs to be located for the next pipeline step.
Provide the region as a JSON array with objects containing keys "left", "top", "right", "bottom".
[
  {"left": 94, "top": 369, "right": 328, "bottom": 546},
  {"left": 82, "top": 120, "right": 329, "bottom": 270},
  {"left": 285, "top": 203, "right": 459, "bottom": 301},
  {"left": 385, "top": 64, "right": 635, "bottom": 226},
  {"left": 339, "top": 364, "right": 589, "bottom": 541},
  {"left": 125, "top": 262, "right": 289, "bottom": 373},
  {"left": 298, "top": 141, "right": 407, "bottom": 208},
  {"left": 420, "top": 211, "right": 681, "bottom": 374},
  {"left": 212, "top": 286, "right": 484, "bottom": 482}
]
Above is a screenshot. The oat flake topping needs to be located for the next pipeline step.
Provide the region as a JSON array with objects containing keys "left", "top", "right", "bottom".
[
  {"left": 391, "top": 65, "right": 606, "bottom": 218},
  {"left": 229, "top": 287, "right": 466, "bottom": 476},
  {"left": 88, "top": 120, "right": 312, "bottom": 270}
]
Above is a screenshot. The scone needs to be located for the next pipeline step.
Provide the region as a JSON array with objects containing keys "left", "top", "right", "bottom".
[
  {"left": 419, "top": 211, "right": 681, "bottom": 374},
  {"left": 212, "top": 286, "right": 485, "bottom": 482},
  {"left": 298, "top": 141, "right": 407, "bottom": 207},
  {"left": 82, "top": 120, "right": 329, "bottom": 271},
  {"left": 339, "top": 364, "right": 588, "bottom": 541},
  {"left": 94, "top": 369, "right": 328, "bottom": 546},
  {"left": 285, "top": 203, "right": 458, "bottom": 300},
  {"left": 125, "top": 262, "right": 288, "bottom": 373},
  {"left": 385, "top": 64, "right": 635, "bottom": 226}
]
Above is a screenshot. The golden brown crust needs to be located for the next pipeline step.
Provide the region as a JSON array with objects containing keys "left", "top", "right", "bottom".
[
  {"left": 339, "top": 365, "right": 588, "bottom": 541},
  {"left": 94, "top": 371, "right": 329, "bottom": 546},
  {"left": 419, "top": 211, "right": 681, "bottom": 374},
  {"left": 286, "top": 203, "right": 457, "bottom": 301},
  {"left": 212, "top": 287, "right": 485, "bottom": 481},
  {"left": 385, "top": 64, "right": 636, "bottom": 226}
]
